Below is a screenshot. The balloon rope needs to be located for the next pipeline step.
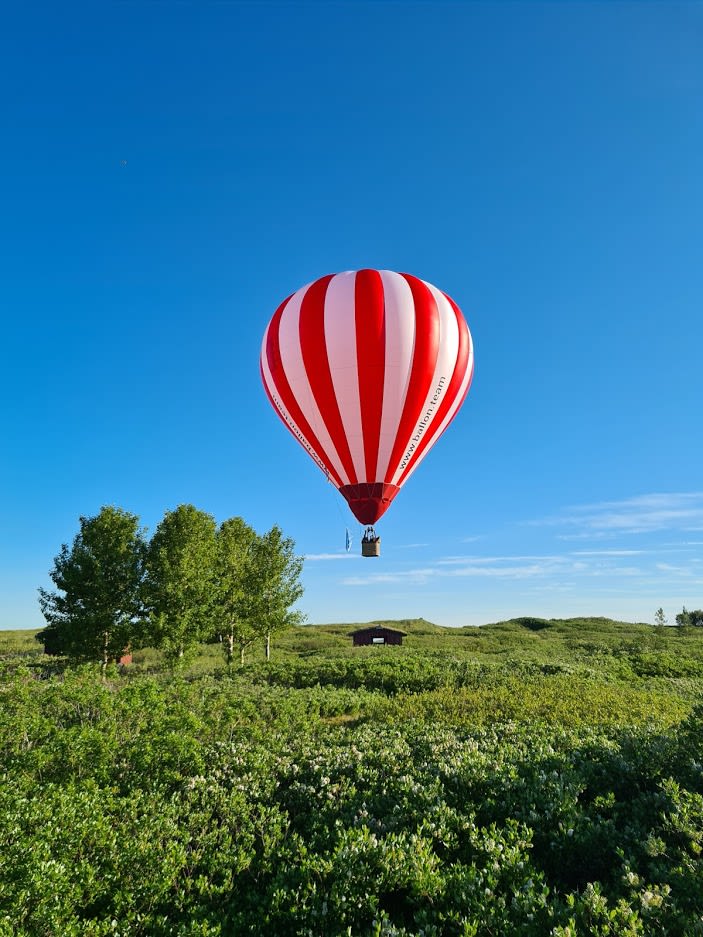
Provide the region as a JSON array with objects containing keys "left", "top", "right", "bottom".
[{"left": 326, "top": 473, "right": 359, "bottom": 550}]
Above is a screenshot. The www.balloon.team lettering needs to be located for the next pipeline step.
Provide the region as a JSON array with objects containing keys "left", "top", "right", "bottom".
[{"left": 399, "top": 377, "right": 446, "bottom": 471}]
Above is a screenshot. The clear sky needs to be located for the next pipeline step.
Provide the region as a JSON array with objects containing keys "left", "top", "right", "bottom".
[{"left": 2, "top": 1, "right": 702, "bottom": 630}]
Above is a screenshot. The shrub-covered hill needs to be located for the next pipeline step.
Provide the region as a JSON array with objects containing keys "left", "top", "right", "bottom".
[
  {"left": 4, "top": 615, "right": 703, "bottom": 680},
  {"left": 1, "top": 615, "right": 703, "bottom": 934},
  {"left": 0, "top": 627, "right": 42, "bottom": 656},
  {"left": 288, "top": 616, "right": 703, "bottom": 681},
  {"left": 314, "top": 616, "right": 446, "bottom": 636}
]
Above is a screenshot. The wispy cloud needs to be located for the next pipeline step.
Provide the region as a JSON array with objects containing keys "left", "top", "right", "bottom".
[
  {"left": 305, "top": 553, "right": 356, "bottom": 561},
  {"left": 342, "top": 554, "right": 578, "bottom": 586},
  {"left": 443, "top": 562, "right": 569, "bottom": 579},
  {"left": 655, "top": 562, "right": 698, "bottom": 578},
  {"left": 343, "top": 568, "right": 434, "bottom": 586},
  {"left": 337, "top": 497, "right": 703, "bottom": 605},
  {"left": 437, "top": 554, "right": 565, "bottom": 566},
  {"left": 557, "top": 531, "right": 612, "bottom": 542},
  {"left": 340, "top": 549, "right": 659, "bottom": 589},
  {"left": 570, "top": 549, "right": 645, "bottom": 556},
  {"left": 537, "top": 492, "right": 703, "bottom": 536}
]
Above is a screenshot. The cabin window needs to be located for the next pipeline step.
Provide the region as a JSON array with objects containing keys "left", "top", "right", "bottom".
[{"left": 372, "top": 637, "right": 385, "bottom": 644}]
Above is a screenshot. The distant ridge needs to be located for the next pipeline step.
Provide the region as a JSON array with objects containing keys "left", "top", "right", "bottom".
[
  {"left": 477, "top": 616, "right": 653, "bottom": 633},
  {"left": 309, "top": 617, "right": 444, "bottom": 635},
  {"left": 308, "top": 615, "right": 655, "bottom": 636}
]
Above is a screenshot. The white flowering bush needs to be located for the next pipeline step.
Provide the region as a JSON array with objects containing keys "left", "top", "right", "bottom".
[{"left": 1, "top": 649, "right": 702, "bottom": 934}]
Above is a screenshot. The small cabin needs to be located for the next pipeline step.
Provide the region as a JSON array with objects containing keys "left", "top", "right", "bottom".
[{"left": 351, "top": 625, "right": 407, "bottom": 647}]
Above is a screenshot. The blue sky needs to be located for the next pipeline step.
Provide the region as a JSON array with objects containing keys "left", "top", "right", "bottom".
[{"left": 2, "top": 1, "right": 702, "bottom": 630}]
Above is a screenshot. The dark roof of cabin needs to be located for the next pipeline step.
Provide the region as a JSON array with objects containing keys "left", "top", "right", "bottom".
[{"left": 350, "top": 625, "right": 408, "bottom": 637}]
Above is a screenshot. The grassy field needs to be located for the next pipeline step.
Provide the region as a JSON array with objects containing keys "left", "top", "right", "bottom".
[
  {"left": 6, "top": 612, "right": 701, "bottom": 671},
  {"left": 1, "top": 617, "right": 702, "bottom": 935}
]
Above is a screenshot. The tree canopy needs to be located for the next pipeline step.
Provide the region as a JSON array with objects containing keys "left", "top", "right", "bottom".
[
  {"left": 214, "top": 516, "right": 258, "bottom": 666},
  {"left": 246, "top": 524, "right": 305, "bottom": 660},
  {"left": 37, "top": 506, "right": 147, "bottom": 670},
  {"left": 144, "top": 505, "right": 217, "bottom": 665},
  {"left": 37, "top": 505, "right": 305, "bottom": 669},
  {"left": 676, "top": 607, "right": 703, "bottom": 628}
]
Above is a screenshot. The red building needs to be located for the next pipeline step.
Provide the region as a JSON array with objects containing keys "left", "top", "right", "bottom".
[{"left": 351, "top": 625, "right": 406, "bottom": 647}]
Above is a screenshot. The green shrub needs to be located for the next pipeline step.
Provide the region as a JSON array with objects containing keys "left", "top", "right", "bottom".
[{"left": 2, "top": 619, "right": 703, "bottom": 934}]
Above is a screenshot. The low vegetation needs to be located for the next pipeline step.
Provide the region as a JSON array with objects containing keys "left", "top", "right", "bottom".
[{"left": 1, "top": 616, "right": 702, "bottom": 935}]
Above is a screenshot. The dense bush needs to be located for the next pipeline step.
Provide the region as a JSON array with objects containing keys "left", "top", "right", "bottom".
[{"left": 1, "top": 621, "right": 703, "bottom": 935}]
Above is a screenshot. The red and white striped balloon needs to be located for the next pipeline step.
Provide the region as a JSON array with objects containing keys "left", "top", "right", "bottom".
[{"left": 260, "top": 269, "right": 474, "bottom": 525}]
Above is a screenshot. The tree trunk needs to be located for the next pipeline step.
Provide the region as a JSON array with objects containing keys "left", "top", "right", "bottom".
[
  {"left": 102, "top": 630, "right": 109, "bottom": 681},
  {"left": 265, "top": 631, "right": 271, "bottom": 661},
  {"left": 226, "top": 632, "right": 234, "bottom": 667},
  {"left": 240, "top": 643, "right": 245, "bottom": 667}
]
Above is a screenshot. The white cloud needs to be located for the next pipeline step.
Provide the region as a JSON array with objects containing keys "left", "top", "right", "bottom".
[
  {"left": 437, "top": 554, "right": 564, "bottom": 566},
  {"left": 588, "top": 566, "right": 642, "bottom": 577},
  {"left": 570, "top": 549, "right": 645, "bottom": 556},
  {"left": 443, "top": 562, "right": 566, "bottom": 579},
  {"left": 655, "top": 562, "right": 696, "bottom": 577},
  {"left": 536, "top": 492, "right": 703, "bottom": 536},
  {"left": 343, "top": 568, "right": 434, "bottom": 586},
  {"left": 304, "top": 553, "right": 356, "bottom": 561},
  {"left": 335, "top": 500, "right": 703, "bottom": 606},
  {"left": 342, "top": 554, "right": 578, "bottom": 586},
  {"left": 557, "top": 531, "right": 612, "bottom": 541}
]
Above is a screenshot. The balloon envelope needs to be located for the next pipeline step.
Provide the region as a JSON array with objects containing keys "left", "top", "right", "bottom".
[{"left": 260, "top": 269, "right": 474, "bottom": 525}]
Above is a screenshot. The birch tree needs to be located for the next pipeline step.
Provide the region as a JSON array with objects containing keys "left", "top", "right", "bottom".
[
  {"left": 37, "top": 506, "right": 147, "bottom": 673},
  {"left": 247, "top": 524, "right": 305, "bottom": 661},
  {"left": 145, "top": 505, "right": 216, "bottom": 665},
  {"left": 214, "top": 516, "right": 258, "bottom": 666}
]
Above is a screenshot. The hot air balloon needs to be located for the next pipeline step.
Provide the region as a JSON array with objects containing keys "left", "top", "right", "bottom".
[{"left": 260, "top": 269, "right": 474, "bottom": 556}]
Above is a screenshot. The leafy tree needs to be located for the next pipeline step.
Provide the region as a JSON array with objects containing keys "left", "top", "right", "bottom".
[
  {"left": 675, "top": 606, "right": 703, "bottom": 628},
  {"left": 145, "top": 505, "right": 217, "bottom": 665},
  {"left": 37, "top": 506, "right": 147, "bottom": 672},
  {"left": 246, "top": 524, "right": 305, "bottom": 661},
  {"left": 214, "top": 516, "right": 258, "bottom": 666},
  {"left": 654, "top": 607, "right": 667, "bottom": 628}
]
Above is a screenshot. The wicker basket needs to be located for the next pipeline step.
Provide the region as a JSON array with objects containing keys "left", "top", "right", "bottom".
[{"left": 361, "top": 537, "right": 381, "bottom": 557}]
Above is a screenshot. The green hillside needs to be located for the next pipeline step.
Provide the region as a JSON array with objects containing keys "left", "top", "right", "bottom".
[
  {"left": 4, "top": 615, "right": 703, "bottom": 682},
  {"left": 2, "top": 615, "right": 703, "bottom": 933}
]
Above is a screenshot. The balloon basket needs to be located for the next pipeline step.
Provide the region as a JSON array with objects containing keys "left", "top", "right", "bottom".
[{"left": 361, "top": 528, "right": 381, "bottom": 557}]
